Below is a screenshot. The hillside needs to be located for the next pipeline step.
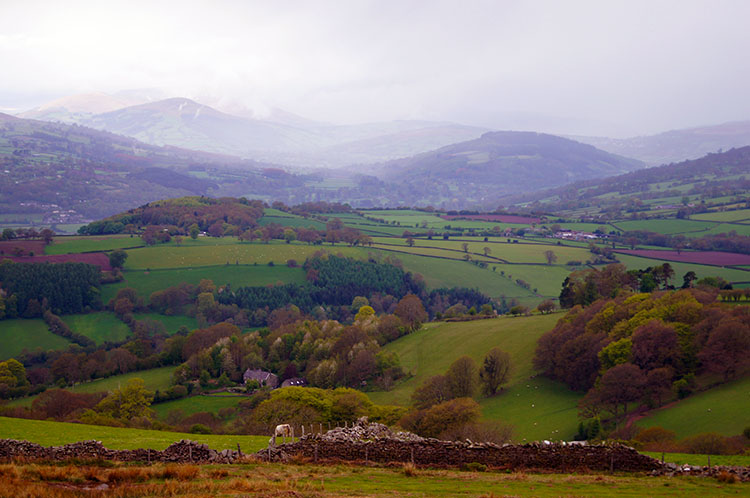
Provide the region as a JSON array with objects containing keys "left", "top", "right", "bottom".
[
  {"left": 377, "top": 131, "right": 644, "bottom": 208},
  {"left": 507, "top": 145, "right": 750, "bottom": 219},
  {"left": 573, "top": 120, "right": 750, "bottom": 166},
  {"left": 0, "top": 114, "right": 299, "bottom": 221}
]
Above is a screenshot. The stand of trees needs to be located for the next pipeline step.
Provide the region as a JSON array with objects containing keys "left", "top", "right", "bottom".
[
  {"left": 0, "top": 261, "right": 101, "bottom": 319},
  {"left": 535, "top": 284, "right": 750, "bottom": 427}
]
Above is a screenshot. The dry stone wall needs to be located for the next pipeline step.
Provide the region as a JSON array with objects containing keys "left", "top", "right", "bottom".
[{"left": 0, "top": 439, "right": 241, "bottom": 464}]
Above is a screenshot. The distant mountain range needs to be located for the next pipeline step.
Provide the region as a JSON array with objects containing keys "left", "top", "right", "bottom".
[
  {"left": 18, "top": 93, "right": 489, "bottom": 168},
  {"left": 571, "top": 121, "right": 750, "bottom": 166}
]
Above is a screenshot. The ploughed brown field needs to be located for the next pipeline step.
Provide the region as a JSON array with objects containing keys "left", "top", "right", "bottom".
[{"left": 616, "top": 249, "right": 750, "bottom": 266}]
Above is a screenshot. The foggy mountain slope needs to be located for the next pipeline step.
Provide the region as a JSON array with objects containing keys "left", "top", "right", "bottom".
[
  {"left": 20, "top": 95, "right": 489, "bottom": 168},
  {"left": 571, "top": 121, "right": 750, "bottom": 166}
]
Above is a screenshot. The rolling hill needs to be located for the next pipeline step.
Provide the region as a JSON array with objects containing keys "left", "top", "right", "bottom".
[
  {"left": 572, "top": 120, "right": 750, "bottom": 166},
  {"left": 375, "top": 131, "right": 644, "bottom": 208}
]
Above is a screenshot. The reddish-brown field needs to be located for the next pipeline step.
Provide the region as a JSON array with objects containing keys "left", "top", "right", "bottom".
[
  {"left": 0, "top": 239, "right": 46, "bottom": 256},
  {"left": 616, "top": 249, "right": 750, "bottom": 266},
  {"left": 441, "top": 214, "right": 541, "bottom": 224},
  {"left": 0, "top": 251, "right": 111, "bottom": 270}
]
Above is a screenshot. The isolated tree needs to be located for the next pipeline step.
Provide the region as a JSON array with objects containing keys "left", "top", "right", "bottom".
[
  {"left": 189, "top": 223, "right": 200, "bottom": 239},
  {"left": 479, "top": 348, "right": 512, "bottom": 396},
  {"left": 682, "top": 271, "right": 697, "bottom": 289},
  {"left": 394, "top": 294, "right": 427, "bottom": 330},
  {"left": 537, "top": 299, "right": 556, "bottom": 314},
  {"left": 483, "top": 246, "right": 491, "bottom": 257},
  {"left": 462, "top": 242, "right": 469, "bottom": 253},
  {"left": 446, "top": 356, "right": 478, "bottom": 398},
  {"left": 40, "top": 228, "right": 54, "bottom": 245},
  {"left": 544, "top": 250, "right": 557, "bottom": 265},
  {"left": 108, "top": 249, "right": 128, "bottom": 269},
  {"left": 95, "top": 378, "right": 154, "bottom": 421},
  {"left": 411, "top": 374, "right": 453, "bottom": 409},
  {"left": 406, "top": 237, "right": 415, "bottom": 247}
]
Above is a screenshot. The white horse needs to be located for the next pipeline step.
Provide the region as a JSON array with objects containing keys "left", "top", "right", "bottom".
[{"left": 269, "top": 423, "right": 292, "bottom": 446}]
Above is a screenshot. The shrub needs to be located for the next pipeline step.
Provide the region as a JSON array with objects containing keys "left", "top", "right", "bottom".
[
  {"left": 682, "top": 432, "right": 730, "bottom": 455},
  {"left": 634, "top": 426, "right": 676, "bottom": 444},
  {"left": 460, "top": 462, "right": 487, "bottom": 472},
  {"left": 189, "top": 423, "right": 212, "bottom": 434}
]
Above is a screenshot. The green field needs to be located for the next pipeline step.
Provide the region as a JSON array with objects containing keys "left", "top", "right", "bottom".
[
  {"left": 616, "top": 253, "right": 750, "bottom": 284},
  {"left": 9, "top": 366, "right": 177, "bottom": 407},
  {"left": 642, "top": 451, "right": 750, "bottom": 467},
  {"left": 46, "top": 234, "right": 144, "bottom": 255},
  {"left": 692, "top": 208, "right": 750, "bottom": 223},
  {"left": 101, "top": 264, "right": 307, "bottom": 303},
  {"left": 0, "top": 416, "right": 267, "bottom": 451},
  {"left": 0, "top": 318, "right": 72, "bottom": 361},
  {"left": 152, "top": 394, "right": 246, "bottom": 419},
  {"left": 688, "top": 222, "right": 750, "bottom": 238},
  {"left": 124, "top": 241, "right": 366, "bottom": 270},
  {"left": 612, "top": 219, "right": 718, "bottom": 235},
  {"left": 62, "top": 312, "right": 131, "bottom": 344},
  {"left": 132, "top": 313, "right": 199, "bottom": 334},
  {"left": 368, "top": 314, "right": 582, "bottom": 441},
  {"left": 636, "top": 375, "right": 750, "bottom": 438}
]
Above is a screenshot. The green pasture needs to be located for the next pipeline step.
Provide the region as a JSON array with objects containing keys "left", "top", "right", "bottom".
[
  {"left": 612, "top": 219, "right": 717, "bottom": 235},
  {"left": 691, "top": 208, "right": 750, "bottom": 223},
  {"left": 373, "top": 237, "right": 593, "bottom": 265},
  {"left": 8, "top": 366, "right": 177, "bottom": 408},
  {"left": 152, "top": 393, "right": 246, "bottom": 419},
  {"left": 101, "top": 265, "right": 306, "bottom": 303},
  {"left": 637, "top": 375, "right": 750, "bottom": 438},
  {"left": 46, "top": 234, "right": 143, "bottom": 255},
  {"left": 368, "top": 313, "right": 582, "bottom": 441},
  {"left": 685, "top": 222, "right": 750, "bottom": 237},
  {"left": 0, "top": 318, "right": 72, "bottom": 361},
  {"left": 370, "top": 243, "right": 495, "bottom": 263},
  {"left": 132, "top": 313, "right": 199, "bottom": 334},
  {"left": 0, "top": 416, "right": 268, "bottom": 451},
  {"left": 259, "top": 214, "right": 326, "bottom": 230},
  {"left": 373, "top": 251, "right": 538, "bottom": 303},
  {"left": 615, "top": 253, "right": 750, "bottom": 284},
  {"left": 61, "top": 312, "right": 131, "bottom": 344},
  {"left": 123, "top": 242, "right": 366, "bottom": 270}
]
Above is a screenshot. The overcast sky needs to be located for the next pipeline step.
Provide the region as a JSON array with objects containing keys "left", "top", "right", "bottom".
[{"left": 1, "top": 0, "right": 749, "bottom": 136}]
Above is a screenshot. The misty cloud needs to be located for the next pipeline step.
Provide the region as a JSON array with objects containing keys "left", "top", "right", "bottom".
[{"left": 1, "top": 0, "right": 749, "bottom": 136}]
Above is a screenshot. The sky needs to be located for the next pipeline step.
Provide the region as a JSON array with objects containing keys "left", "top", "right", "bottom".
[{"left": 1, "top": 0, "right": 749, "bottom": 137}]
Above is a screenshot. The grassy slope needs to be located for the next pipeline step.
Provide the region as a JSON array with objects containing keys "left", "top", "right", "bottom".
[
  {"left": 0, "top": 416, "right": 267, "bottom": 451},
  {"left": 101, "top": 264, "right": 306, "bottom": 303},
  {"left": 615, "top": 254, "right": 750, "bottom": 284},
  {"left": 61, "top": 312, "right": 131, "bottom": 344},
  {"left": 367, "top": 314, "right": 582, "bottom": 441},
  {"left": 132, "top": 313, "right": 199, "bottom": 334},
  {"left": 124, "top": 242, "right": 366, "bottom": 270},
  {"left": 636, "top": 375, "right": 750, "bottom": 438},
  {"left": 152, "top": 394, "right": 246, "bottom": 419},
  {"left": 9, "top": 366, "right": 177, "bottom": 407},
  {"left": 46, "top": 235, "right": 143, "bottom": 255},
  {"left": 0, "top": 319, "right": 72, "bottom": 361}
]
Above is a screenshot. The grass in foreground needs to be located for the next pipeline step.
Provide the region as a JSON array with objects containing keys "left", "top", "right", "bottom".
[
  {"left": 1, "top": 460, "right": 745, "bottom": 497},
  {"left": 0, "top": 318, "right": 72, "bottom": 361}
]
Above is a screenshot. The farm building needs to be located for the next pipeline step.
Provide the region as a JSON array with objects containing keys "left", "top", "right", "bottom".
[{"left": 243, "top": 369, "right": 279, "bottom": 388}]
